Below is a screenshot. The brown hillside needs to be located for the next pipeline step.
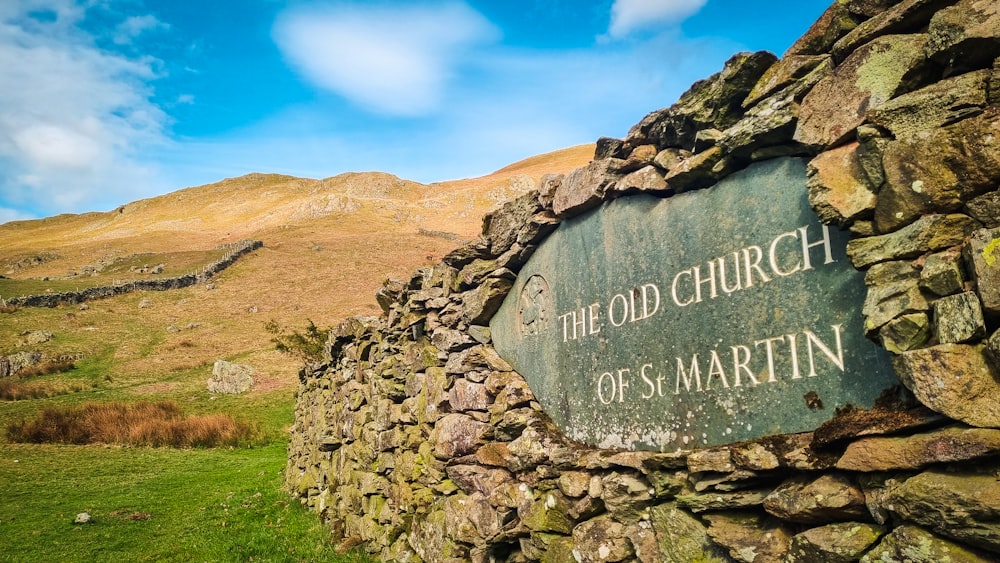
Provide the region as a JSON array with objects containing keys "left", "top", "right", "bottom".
[{"left": 0, "top": 144, "right": 593, "bottom": 393}]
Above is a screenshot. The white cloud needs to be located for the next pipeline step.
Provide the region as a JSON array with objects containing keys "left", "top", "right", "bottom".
[
  {"left": 0, "top": 1, "right": 171, "bottom": 216},
  {"left": 272, "top": 2, "right": 500, "bottom": 116},
  {"left": 113, "top": 14, "right": 168, "bottom": 45},
  {"left": 608, "top": 0, "right": 707, "bottom": 38}
]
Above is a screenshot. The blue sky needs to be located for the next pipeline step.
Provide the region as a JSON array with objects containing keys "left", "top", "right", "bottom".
[{"left": 0, "top": 0, "right": 831, "bottom": 222}]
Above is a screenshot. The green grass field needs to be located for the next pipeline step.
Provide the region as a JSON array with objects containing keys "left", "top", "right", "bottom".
[{"left": 0, "top": 442, "right": 367, "bottom": 562}]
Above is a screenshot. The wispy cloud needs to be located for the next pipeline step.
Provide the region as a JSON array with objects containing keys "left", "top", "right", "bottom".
[
  {"left": 113, "top": 14, "right": 168, "bottom": 45},
  {"left": 607, "top": 0, "right": 707, "bottom": 38},
  {"left": 0, "top": 1, "right": 170, "bottom": 219},
  {"left": 272, "top": 2, "right": 500, "bottom": 116}
]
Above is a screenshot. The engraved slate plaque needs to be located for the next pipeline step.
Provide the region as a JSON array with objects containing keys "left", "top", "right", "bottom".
[{"left": 490, "top": 158, "right": 896, "bottom": 451}]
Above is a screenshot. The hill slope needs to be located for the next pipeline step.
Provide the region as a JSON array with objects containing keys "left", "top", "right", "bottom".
[{"left": 0, "top": 144, "right": 593, "bottom": 398}]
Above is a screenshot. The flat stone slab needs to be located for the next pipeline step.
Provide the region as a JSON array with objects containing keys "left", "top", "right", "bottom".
[{"left": 491, "top": 158, "right": 896, "bottom": 451}]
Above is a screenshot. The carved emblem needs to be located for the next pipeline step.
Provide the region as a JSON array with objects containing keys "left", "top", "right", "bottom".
[{"left": 518, "top": 275, "right": 550, "bottom": 337}]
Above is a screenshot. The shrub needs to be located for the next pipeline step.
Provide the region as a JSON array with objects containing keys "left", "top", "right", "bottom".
[
  {"left": 264, "top": 319, "right": 328, "bottom": 363},
  {"left": 6, "top": 401, "right": 257, "bottom": 447},
  {"left": 17, "top": 359, "right": 75, "bottom": 378},
  {"left": 0, "top": 379, "right": 89, "bottom": 400}
]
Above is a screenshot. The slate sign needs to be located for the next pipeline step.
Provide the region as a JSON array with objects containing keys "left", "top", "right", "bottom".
[{"left": 490, "top": 158, "right": 896, "bottom": 451}]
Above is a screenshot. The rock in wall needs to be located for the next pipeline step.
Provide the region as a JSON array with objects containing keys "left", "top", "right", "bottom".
[{"left": 287, "top": 1, "right": 1000, "bottom": 561}]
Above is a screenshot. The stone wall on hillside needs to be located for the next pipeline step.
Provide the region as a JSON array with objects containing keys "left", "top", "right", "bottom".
[
  {"left": 287, "top": 1, "right": 1000, "bottom": 561},
  {"left": 5, "top": 240, "right": 262, "bottom": 308}
]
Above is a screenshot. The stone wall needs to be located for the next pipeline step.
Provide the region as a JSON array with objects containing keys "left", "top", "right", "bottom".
[
  {"left": 7, "top": 240, "right": 263, "bottom": 308},
  {"left": 286, "top": 1, "right": 1000, "bottom": 561}
]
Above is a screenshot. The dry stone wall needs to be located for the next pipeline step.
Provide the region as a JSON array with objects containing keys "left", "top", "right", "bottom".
[
  {"left": 287, "top": 1, "right": 1000, "bottom": 561},
  {"left": 6, "top": 240, "right": 262, "bottom": 308}
]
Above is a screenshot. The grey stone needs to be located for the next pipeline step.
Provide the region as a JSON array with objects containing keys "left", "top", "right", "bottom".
[
  {"left": 626, "top": 108, "right": 697, "bottom": 151},
  {"left": 648, "top": 504, "right": 730, "bottom": 563},
  {"left": 651, "top": 147, "right": 691, "bottom": 171},
  {"left": 671, "top": 51, "right": 779, "bottom": 130},
  {"left": 570, "top": 515, "right": 633, "bottom": 563},
  {"left": 449, "top": 379, "right": 490, "bottom": 412},
  {"left": 467, "top": 325, "right": 491, "bottom": 344},
  {"left": 719, "top": 90, "right": 800, "bottom": 159},
  {"left": 860, "top": 525, "right": 988, "bottom": 563},
  {"left": 867, "top": 69, "right": 989, "bottom": 140},
  {"left": 966, "top": 190, "right": 1000, "bottom": 228},
  {"left": 876, "top": 108, "right": 1000, "bottom": 232},
  {"left": 988, "top": 329, "right": 1000, "bottom": 369},
  {"left": 879, "top": 312, "right": 931, "bottom": 353},
  {"left": 483, "top": 191, "right": 542, "bottom": 256},
  {"left": 893, "top": 343, "right": 1000, "bottom": 428},
  {"left": 743, "top": 55, "right": 830, "bottom": 108},
  {"left": 676, "top": 489, "right": 771, "bottom": 513},
  {"left": 926, "top": 0, "right": 1000, "bottom": 73},
  {"left": 806, "top": 142, "right": 878, "bottom": 226},
  {"left": 431, "top": 327, "right": 474, "bottom": 352},
  {"left": 538, "top": 173, "right": 563, "bottom": 210},
  {"left": 461, "top": 277, "right": 513, "bottom": 326},
  {"left": 933, "top": 291, "right": 986, "bottom": 344},
  {"left": 785, "top": 2, "right": 858, "bottom": 56},
  {"left": 965, "top": 227, "right": 1000, "bottom": 316},
  {"left": 687, "top": 448, "right": 734, "bottom": 473},
  {"left": 612, "top": 165, "right": 667, "bottom": 195},
  {"left": 847, "top": 214, "right": 979, "bottom": 268},
  {"left": 661, "top": 146, "right": 731, "bottom": 192},
  {"left": 836, "top": 425, "right": 1000, "bottom": 471},
  {"left": 795, "top": 34, "right": 931, "bottom": 148},
  {"left": 207, "top": 360, "right": 254, "bottom": 394},
  {"left": 704, "top": 511, "right": 794, "bottom": 563},
  {"left": 861, "top": 277, "right": 929, "bottom": 334},
  {"left": 433, "top": 414, "right": 491, "bottom": 459},
  {"left": 552, "top": 160, "right": 616, "bottom": 219},
  {"left": 786, "top": 522, "right": 885, "bottom": 563},
  {"left": 601, "top": 472, "right": 654, "bottom": 522},
  {"left": 884, "top": 464, "right": 1000, "bottom": 552},
  {"left": 763, "top": 473, "right": 868, "bottom": 524},
  {"left": 595, "top": 137, "right": 627, "bottom": 160},
  {"left": 74, "top": 512, "right": 93, "bottom": 524},
  {"left": 920, "top": 247, "right": 966, "bottom": 296},
  {"left": 833, "top": 0, "right": 954, "bottom": 59}
]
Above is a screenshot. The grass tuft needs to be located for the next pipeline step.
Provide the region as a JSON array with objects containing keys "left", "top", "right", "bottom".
[
  {"left": 6, "top": 400, "right": 258, "bottom": 447},
  {"left": 0, "top": 379, "right": 91, "bottom": 400},
  {"left": 16, "top": 359, "right": 76, "bottom": 378}
]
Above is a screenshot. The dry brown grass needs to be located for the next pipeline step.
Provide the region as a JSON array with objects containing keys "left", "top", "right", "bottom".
[
  {"left": 0, "top": 145, "right": 594, "bottom": 396},
  {"left": 6, "top": 400, "right": 256, "bottom": 447},
  {"left": 0, "top": 378, "right": 90, "bottom": 400}
]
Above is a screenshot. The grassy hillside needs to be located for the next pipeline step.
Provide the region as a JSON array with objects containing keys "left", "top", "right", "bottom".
[{"left": 0, "top": 143, "right": 593, "bottom": 560}]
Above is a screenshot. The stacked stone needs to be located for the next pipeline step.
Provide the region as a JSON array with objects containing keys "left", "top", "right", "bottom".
[{"left": 287, "top": 0, "right": 1000, "bottom": 560}]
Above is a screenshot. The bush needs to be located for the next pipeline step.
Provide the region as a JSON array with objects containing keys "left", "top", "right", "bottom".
[
  {"left": 6, "top": 400, "right": 257, "bottom": 447},
  {"left": 0, "top": 379, "right": 89, "bottom": 400},
  {"left": 264, "top": 319, "right": 328, "bottom": 363}
]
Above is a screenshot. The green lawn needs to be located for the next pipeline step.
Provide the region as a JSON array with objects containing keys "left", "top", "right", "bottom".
[{"left": 0, "top": 442, "right": 366, "bottom": 562}]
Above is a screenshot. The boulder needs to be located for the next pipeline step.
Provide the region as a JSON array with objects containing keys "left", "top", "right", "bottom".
[
  {"left": 207, "top": 360, "right": 254, "bottom": 394},
  {"left": 785, "top": 2, "right": 858, "bottom": 56},
  {"left": 919, "top": 247, "right": 965, "bottom": 296}
]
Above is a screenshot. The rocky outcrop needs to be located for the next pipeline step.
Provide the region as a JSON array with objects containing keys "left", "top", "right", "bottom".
[{"left": 287, "top": 1, "right": 1000, "bottom": 561}]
